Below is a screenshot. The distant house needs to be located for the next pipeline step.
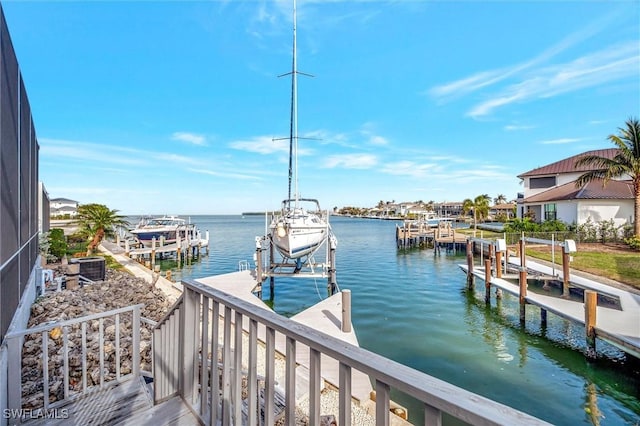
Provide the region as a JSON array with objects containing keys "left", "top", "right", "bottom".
[
  {"left": 50, "top": 197, "right": 79, "bottom": 217},
  {"left": 517, "top": 149, "right": 634, "bottom": 227},
  {"left": 489, "top": 203, "right": 516, "bottom": 220},
  {"left": 434, "top": 201, "right": 464, "bottom": 217}
]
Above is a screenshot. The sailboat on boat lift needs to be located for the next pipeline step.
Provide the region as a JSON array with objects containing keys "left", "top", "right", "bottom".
[{"left": 269, "top": 0, "right": 334, "bottom": 261}]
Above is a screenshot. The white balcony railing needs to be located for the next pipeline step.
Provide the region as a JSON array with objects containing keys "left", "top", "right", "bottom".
[
  {"left": 3, "top": 304, "right": 155, "bottom": 420},
  {"left": 153, "top": 279, "right": 549, "bottom": 425}
]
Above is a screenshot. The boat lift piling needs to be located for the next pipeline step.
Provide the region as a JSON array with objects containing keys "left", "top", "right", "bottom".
[{"left": 253, "top": 213, "right": 339, "bottom": 301}]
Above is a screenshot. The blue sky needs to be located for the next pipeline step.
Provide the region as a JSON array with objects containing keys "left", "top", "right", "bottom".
[{"left": 3, "top": 0, "right": 639, "bottom": 215}]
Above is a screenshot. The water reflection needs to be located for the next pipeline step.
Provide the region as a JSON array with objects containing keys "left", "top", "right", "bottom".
[
  {"left": 585, "top": 383, "right": 603, "bottom": 426},
  {"left": 463, "top": 283, "right": 640, "bottom": 424}
]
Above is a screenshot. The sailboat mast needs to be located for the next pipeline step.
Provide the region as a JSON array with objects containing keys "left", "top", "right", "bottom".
[{"left": 287, "top": 0, "right": 299, "bottom": 209}]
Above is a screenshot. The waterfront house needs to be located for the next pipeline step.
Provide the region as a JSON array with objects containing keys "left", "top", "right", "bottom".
[
  {"left": 489, "top": 203, "right": 516, "bottom": 220},
  {"left": 49, "top": 197, "right": 79, "bottom": 218},
  {"left": 433, "top": 201, "right": 465, "bottom": 218},
  {"left": 516, "top": 149, "right": 634, "bottom": 227}
]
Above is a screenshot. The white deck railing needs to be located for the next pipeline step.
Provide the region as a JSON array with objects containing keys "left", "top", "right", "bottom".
[
  {"left": 3, "top": 304, "right": 152, "bottom": 417},
  {"left": 153, "top": 278, "right": 549, "bottom": 425}
]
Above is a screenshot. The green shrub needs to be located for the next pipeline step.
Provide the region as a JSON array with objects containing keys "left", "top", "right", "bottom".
[
  {"left": 48, "top": 228, "right": 68, "bottom": 261},
  {"left": 624, "top": 236, "right": 640, "bottom": 251}
]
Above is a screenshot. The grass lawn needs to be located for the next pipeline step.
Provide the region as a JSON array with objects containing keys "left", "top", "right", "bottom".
[{"left": 526, "top": 247, "right": 640, "bottom": 290}]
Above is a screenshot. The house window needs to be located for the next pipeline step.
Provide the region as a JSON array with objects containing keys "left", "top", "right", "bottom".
[
  {"left": 544, "top": 203, "right": 557, "bottom": 221},
  {"left": 530, "top": 176, "right": 556, "bottom": 189}
]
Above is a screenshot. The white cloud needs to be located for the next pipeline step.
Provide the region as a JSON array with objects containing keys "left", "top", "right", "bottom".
[
  {"left": 229, "top": 136, "right": 313, "bottom": 156},
  {"left": 188, "top": 168, "right": 263, "bottom": 180},
  {"left": 468, "top": 42, "right": 639, "bottom": 118},
  {"left": 504, "top": 124, "right": 535, "bottom": 131},
  {"left": 171, "top": 132, "right": 207, "bottom": 146},
  {"left": 539, "top": 138, "right": 582, "bottom": 145},
  {"left": 153, "top": 152, "right": 205, "bottom": 166},
  {"left": 323, "top": 153, "right": 377, "bottom": 169},
  {"left": 429, "top": 10, "right": 621, "bottom": 102},
  {"left": 380, "top": 161, "right": 440, "bottom": 178},
  {"left": 369, "top": 135, "right": 388, "bottom": 146},
  {"left": 39, "top": 138, "right": 145, "bottom": 167}
]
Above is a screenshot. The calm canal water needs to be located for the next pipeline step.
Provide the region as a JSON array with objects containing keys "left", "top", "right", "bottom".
[{"left": 152, "top": 215, "right": 639, "bottom": 425}]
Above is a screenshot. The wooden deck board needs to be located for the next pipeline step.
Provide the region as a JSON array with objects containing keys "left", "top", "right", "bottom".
[{"left": 20, "top": 377, "right": 198, "bottom": 426}]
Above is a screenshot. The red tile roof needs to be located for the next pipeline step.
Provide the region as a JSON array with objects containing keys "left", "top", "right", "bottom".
[
  {"left": 523, "top": 178, "right": 634, "bottom": 203},
  {"left": 518, "top": 148, "right": 619, "bottom": 178}
]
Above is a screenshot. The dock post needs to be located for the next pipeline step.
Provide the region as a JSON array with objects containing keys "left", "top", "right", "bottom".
[
  {"left": 176, "top": 235, "right": 182, "bottom": 267},
  {"left": 255, "top": 237, "right": 263, "bottom": 284},
  {"left": 341, "top": 289, "right": 352, "bottom": 333},
  {"left": 488, "top": 242, "right": 494, "bottom": 267},
  {"left": 205, "top": 230, "right": 210, "bottom": 254},
  {"left": 484, "top": 259, "right": 491, "bottom": 304},
  {"left": 519, "top": 238, "right": 526, "bottom": 269},
  {"left": 562, "top": 250, "right": 571, "bottom": 298},
  {"left": 585, "top": 290, "right": 597, "bottom": 358},
  {"left": 328, "top": 237, "right": 337, "bottom": 296},
  {"left": 495, "top": 250, "right": 503, "bottom": 278},
  {"left": 519, "top": 267, "right": 527, "bottom": 324},
  {"left": 269, "top": 237, "right": 275, "bottom": 301},
  {"left": 151, "top": 237, "right": 156, "bottom": 270},
  {"left": 466, "top": 240, "right": 474, "bottom": 289}
]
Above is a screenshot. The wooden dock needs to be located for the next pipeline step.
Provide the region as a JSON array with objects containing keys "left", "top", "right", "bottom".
[
  {"left": 460, "top": 259, "right": 640, "bottom": 359},
  {"left": 396, "top": 220, "right": 467, "bottom": 250}
]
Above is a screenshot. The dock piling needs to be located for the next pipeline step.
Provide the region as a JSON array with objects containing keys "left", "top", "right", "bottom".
[
  {"left": 519, "top": 268, "right": 527, "bottom": 324},
  {"left": 466, "top": 240, "right": 474, "bottom": 289},
  {"left": 585, "top": 290, "right": 597, "bottom": 357},
  {"left": 342, "top": 290, "right": 352, "bottom": 333},
  {"left": 562, "top": 250, "right": 571, "bottom": 298},
  {"left": 484, "top": 259, "right": 491, "bottom": 303}
]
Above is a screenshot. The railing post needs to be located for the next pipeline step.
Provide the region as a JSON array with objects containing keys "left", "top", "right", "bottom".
[
  {"left": 339, "top": 363, "right": 352, "bottom": 426},
  {"left": 6, "top": 336, "right": 22, "bottom": 414},
  {"left": 424, "top": 403, "right": 442, "bottom": 426},
  {"left": 246, "top": 318, "right": 258, "bottom": 426},
  {"left": 309, "top": 348, "right": 321, "bottom": 426},
  {"left": 133, "top": 306, "right": 141, "bottom": 377},
  {"left": 265, "top": 327, "right": 276, "bottom": 426},
  {"left": 233, "top": 311, "right": 243, "bottom": 424},
  {"left": 375, "top": 380, "right": 390, "bottom": 426},
  {"left": 585, "top": 291, "right": 597, "bottom": 358},
  {"left": 222, "top": 306, "right": 232, "bottom": 425},
  {"left": 286, "top": 337, "right": 297, "bottom": 424},
  {"left": 181, "top": 287, "right": 199, "bottom": 405},
  {"left": 210, "top": 301, "right": 221, "bottom": 425}
]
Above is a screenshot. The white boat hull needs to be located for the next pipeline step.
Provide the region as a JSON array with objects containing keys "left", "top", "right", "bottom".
[{"left": 270, "top": 211, "right": 329, "bottom": 259}]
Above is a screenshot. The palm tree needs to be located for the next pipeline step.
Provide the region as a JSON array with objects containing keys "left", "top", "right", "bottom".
[
  {"left": 462, "top": 195, "right": 491, "bottom": 230},
  {"left": 575, "top": 117, "right": 640, "bottom": 238},
  {"left": 74, "top": 203, "right": 129, "bottom": 254},
  {"left": 494, "top": 194, "right": 507, "bottom": 205}
]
